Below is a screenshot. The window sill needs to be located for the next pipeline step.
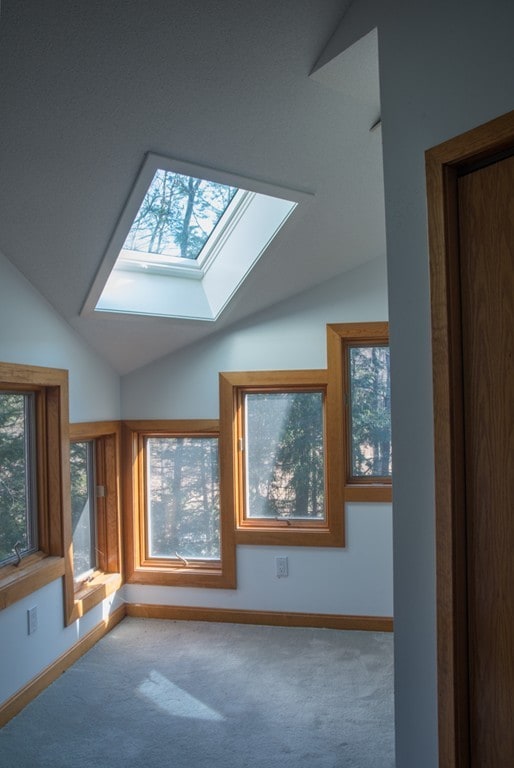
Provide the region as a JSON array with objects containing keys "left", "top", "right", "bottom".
[
  {"left": 0, "top": 554, "right": 65, "bottom": 611},
  {"left": 127, "top": 565, "right": 236, "bottom": 590},
  {"left": 66, "top": 571, "right": 122, "bottom": 625},
  {"left": 234, "top": 527, "right": 344, "bottom": 547},
  {"left": 344, "top": 485, "right": 392, "bottom": 503}
]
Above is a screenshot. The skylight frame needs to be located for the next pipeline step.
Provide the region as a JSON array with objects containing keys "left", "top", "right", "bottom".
[{"left": 82, "top": 153, "right": 313, "bottom": 322}]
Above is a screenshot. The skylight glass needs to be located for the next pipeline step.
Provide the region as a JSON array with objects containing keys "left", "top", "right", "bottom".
[
  {"left": 83, "top": 154, "right": 313, "bottom": 322},
  {"left": 123, "top": 169, "right": 238, "bottom": 262}
]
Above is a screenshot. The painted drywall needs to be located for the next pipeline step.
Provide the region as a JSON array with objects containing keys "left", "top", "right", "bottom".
[
  {"left": 327, "top": 2, "right": 514, "bottom": 765},
  {"left": 122, "top": 257, "right": 393, "bottom": 617},
  {"left": 0, "top": 250, "right": 122, "bottom": 703},
  {"left": 0, "top": 251, "right": 120, "bottom": 421}
]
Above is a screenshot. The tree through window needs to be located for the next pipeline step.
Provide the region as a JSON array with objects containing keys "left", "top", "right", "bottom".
[{"left": 0, "top": 392, "right": 36, "bottom": 566}]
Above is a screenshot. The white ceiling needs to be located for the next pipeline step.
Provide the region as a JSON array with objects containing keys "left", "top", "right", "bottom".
[{"left": 0, "top": 0, "right": 385, "bottom": 374}]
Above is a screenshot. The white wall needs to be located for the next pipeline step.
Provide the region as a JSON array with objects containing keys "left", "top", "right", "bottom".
[
  {"left": 122, "top": 257, "right": 393, "bottom": 618},
  {"left": 324, "top": 2, "right": 514, "bottom": 765},
  {"left": 0, "top": 250, "right": 122, "bottom": 704}
]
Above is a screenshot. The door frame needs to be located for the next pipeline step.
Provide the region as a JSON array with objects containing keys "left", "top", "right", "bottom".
[{"left": 426, "top": 110, "right": 514, "bottom": 768}]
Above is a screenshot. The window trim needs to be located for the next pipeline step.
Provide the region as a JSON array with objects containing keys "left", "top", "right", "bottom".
[
  {"left": 123, "top": 420, "right": 236, "bottom": 589},
  {"left": 220, "top": 370, "right": 344, "bottom": 546},
  {"left": 326, "top": 323, "right": 392, "bottom": 503},
  {"left": 0, "top": 362, "right": 69, "bottom": 611},
  {"left": 65, "top": 421, "right": 123, "bottom": 625}
]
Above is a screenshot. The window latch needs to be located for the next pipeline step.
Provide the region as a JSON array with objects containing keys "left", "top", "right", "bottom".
[{"left": 13, "top": 542, "right": 22, "bottom": 567}]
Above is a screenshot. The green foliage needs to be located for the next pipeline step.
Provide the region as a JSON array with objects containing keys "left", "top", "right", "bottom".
[
  {"left": 245, "top": 392, "right": 325, "bottom": 519},
  {"left": 147, "top": 437, "right": 220, "bottom": 560},
  {"left": 124, "top": 170, "right": 237, "bottom": 260},
  {"left": 0, "top": 393, "right": 31, "bottom": 563},
  {"left": 350, "top": 346, "right": 392, "bottom": 477}
]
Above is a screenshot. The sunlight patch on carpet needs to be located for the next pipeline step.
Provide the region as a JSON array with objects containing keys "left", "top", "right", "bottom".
[{"left": 138, "top": 669, "right": 225, "bottom": 721}]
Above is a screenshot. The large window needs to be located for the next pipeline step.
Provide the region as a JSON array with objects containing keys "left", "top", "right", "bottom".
[
  {"left": 65, "top": 422, "right": 122, "bottom": 624},
  {"left": 123, "top": 420, "right": 235, "bottom": 588},
  {"left": 0, "top": 363, "right": 68, "bottom": 611},
  {"left": 327, "top": 323, "right": 392, "bottom": 502},
  {"left": 220, "top": 370, "right": 343, "bottom": 546}
]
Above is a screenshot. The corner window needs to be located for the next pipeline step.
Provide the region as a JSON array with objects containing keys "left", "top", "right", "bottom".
[
  {"left": 70, "top": 440, "right": 97, "bottom": 581},
  {"left": 327, "top": 323, "right": 392, "bottom": 502},
  {"left": 65, "top": 422, "right": 123, "bottom": 624},
  {"left": 220, "top": 371, "right": 343, "bottom": 546},
  {"left": 123, "top": 420, "right": 235, "bottom": 588},
  {"left": 0, "top": 362, "right": 69, "bottom": 611}
]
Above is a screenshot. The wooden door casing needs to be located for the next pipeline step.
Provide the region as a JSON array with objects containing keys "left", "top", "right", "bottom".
[{"left": 426, "top": 111, "right": 514, "bottom": 768}]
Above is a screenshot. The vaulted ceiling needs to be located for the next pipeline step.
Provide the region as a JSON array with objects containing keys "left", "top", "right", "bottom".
[{"left": 0, "top": 0, "right": 384, "bottom": 373}]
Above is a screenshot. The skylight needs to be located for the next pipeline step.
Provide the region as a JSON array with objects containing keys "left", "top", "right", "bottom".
[{"left": 83, "top": 154, "right": 312, "bottom": 322}]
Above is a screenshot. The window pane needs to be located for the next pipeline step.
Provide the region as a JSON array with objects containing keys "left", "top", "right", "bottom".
[
  {"left": 0, "top": 393, "right": 36, "bottom": 565},
  {"left": 146, "top": 437, "right": 220, "bottom": 560},
  {"left": 349, "top": 346, "right": 392, "bottom": 478},
  {"left": 123, "top": 169, "right": 237, "bottom": 261},
  {"left": 70, "top": 441, "right": 96, "bottom": 579},
  {"left": 244, "top": 392, "right": 325, "bottom": 520}
]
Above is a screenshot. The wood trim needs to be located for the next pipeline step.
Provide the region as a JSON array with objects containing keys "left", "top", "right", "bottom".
[
  {"left": 220, "top": 370, "right": 344, "bottom": 547},
  {"left": 0, "top": 604, "right": 126, "bottom": 728},
  {"left": 0, "top": 556, "right": 64, "bottom": 611},
  {"left": 123, "top": 419, "right": 219, "bottom": 434},
  {"left": 126, "top": 603, "right": 393, "bottom": 632},
  {"left": 426, "top": 108, "right": 514, "bottom": 768},
  {"left": 67, "top": 572, "right": 123, "bottom": 624},
  {"left": 69, "top": 420, "right": 121, "bottom": 440},
  {"left": 344, "top": 486, "right": 392, "bottom": 503}
]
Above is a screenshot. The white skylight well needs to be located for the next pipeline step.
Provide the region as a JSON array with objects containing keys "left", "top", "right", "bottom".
[{"left": 84, "top": 154, "right": 312, "bottom": 322}]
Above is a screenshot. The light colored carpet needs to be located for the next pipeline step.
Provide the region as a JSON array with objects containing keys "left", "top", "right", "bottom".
[{"left": 0, "top": 618, "right": 395, "bottom": 767}]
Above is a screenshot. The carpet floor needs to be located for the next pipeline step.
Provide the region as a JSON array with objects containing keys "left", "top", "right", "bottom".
[{"left": 0, "top": 618, "right": 395, "bottom": 768}]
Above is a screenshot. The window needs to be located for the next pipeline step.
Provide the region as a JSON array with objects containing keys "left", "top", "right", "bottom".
[
  {"left": 70, "top": 440, "right": 96, "bottom": 580},
  {"left": 0, "top": 392, "right": 37, "bottom": 567},
  {"left": 0, "top": 362, "right": 68, "bottom": 611},
  {"left": 83, "top": 153, "right": 309, "bottom": 322},
  {"left": 326, "top": 323, "right": 392, "bottom": 502},
  {"left": 65, "top": 422, "right": 122, "bottom": 624},
  {"left": 123, "top": 420, "right": 235, "bottom": 588},
  {"left": 220, "top": 370, "right": 343, "bottom": 546}
]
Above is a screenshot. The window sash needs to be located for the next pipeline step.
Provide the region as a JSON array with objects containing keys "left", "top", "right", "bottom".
[
  {"left": 241, "top": 389, "right": 326, "bottom": 523},
  {"left": 143, "top": 434, "right": 221, "bottom": 564},
  {"left": 347, "top": 344, "right": 392, "bottom": 482},
  {"left": 70, "top": 440, "right": 97, "bottom": 581}
]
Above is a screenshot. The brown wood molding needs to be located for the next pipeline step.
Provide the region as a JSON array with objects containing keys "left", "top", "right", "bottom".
[
  {"left": 0, "top": 604, "right": 126, "bottom": 728},
  {"left": 426, "top": 108, "right": 514, "bottom": 768},
  {"left": 126, "top": 603, "right": 393, "bottom": 632}
]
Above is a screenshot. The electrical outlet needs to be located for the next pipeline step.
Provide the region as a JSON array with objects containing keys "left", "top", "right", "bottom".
[
  {"left": 27, "top": 605, "right": 38, "bottom": 635},
  {"left": 275, "top": 556, "right": 288, "bottom": 578}
]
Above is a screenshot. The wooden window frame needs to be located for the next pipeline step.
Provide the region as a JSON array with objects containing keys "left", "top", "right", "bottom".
[
  {"left": 64, "top": 421, "right": 123, "bottom": 625},
  {"left": 326, "top": 323, "right": 392, "bottom": 503},
  {"left": 0, "top": 362, "right": 69, "bottom": 611},
  {"left": 123, "top": 420, "right": 236, "bottom": 589},
  {"left": 220, "top": 370, "right": 343, "bottom": 546}
]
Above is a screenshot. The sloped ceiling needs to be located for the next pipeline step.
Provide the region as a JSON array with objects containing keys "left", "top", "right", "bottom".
[{"left": 0, "top": 0, "right": 384, "bottom": 374}]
